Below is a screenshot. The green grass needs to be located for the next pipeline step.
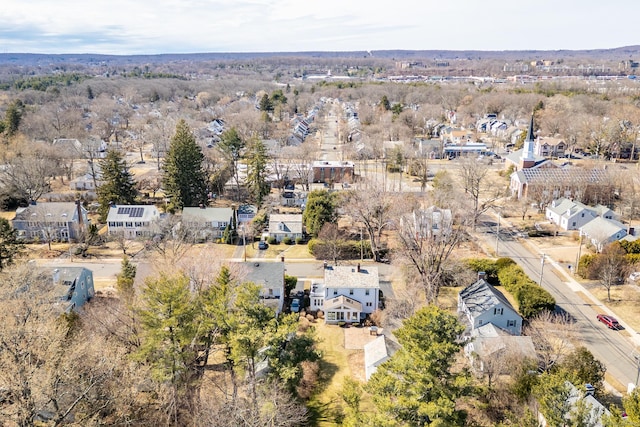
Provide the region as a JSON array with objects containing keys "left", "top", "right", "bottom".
[{"left": 308, "top": 323, "right": 358, "bottom": 427}]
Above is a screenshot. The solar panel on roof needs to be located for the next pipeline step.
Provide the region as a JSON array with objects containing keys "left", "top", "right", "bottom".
[{"left": 132, "top": 208, "right": 143, "bottom": 218}]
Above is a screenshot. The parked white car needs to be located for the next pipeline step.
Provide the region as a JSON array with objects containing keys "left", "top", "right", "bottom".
[{"left": 629, "top": 272, "right": 640, "bottom": 282}]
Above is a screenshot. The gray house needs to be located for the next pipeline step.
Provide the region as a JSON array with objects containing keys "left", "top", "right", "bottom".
[
  {"left": 458, "top": 279, "right": 523, "bottom": 336},
  {"left": 45, "top": 267, "right": 95, "bottom": 312},
  {"left": 12, "top": 202, "right": 88, "bottom": 243},
  {"left": 182, "top": 206, "right": 233, "bottom": 241},
  {"left": 233, "top": 261, "right": 285, "bottom": 314}
]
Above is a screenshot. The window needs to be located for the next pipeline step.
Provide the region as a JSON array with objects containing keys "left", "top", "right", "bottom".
[
  {"left": 366, "top": 302, "right": 372, "bottom": 307},
  {"left": 572, "top": 222, "right": 576, "bottom": 227},
  {"left": 349, "top": 289, "right": 354, "bottom": 295},
  {"left": 327, "top": 312, "right": 336, "bottom": 321},
  {"left": 333, "top": 290, "right": 338, "bottom": 296},
  {"left": 125, "top": 222, "right": 133, "bottom": 227},
  {"left": 507, "top": 320, "right": 516, "bottom": 327},
  {"left": 365, "top": 289, "right": 370, "bottom": 296},
  {"left": 493, "top": 307, "right": 504, "bottom": 315}
]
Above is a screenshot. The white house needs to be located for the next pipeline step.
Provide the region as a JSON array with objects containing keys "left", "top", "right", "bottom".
[
  {"left": 310, "top": 264, "right": 380, "bottom": 324},
  {"left": 458, "top": 279, "right": 523, "bottom": 336},
  {"left": 546, "top": 198, "right": 597, "bottom": 231},
  {"left": 546, "top": 198, "right": 617, "bottom": 231},
  {"left": 579, "top": 217, "right": 627, "bottom": 252},
  {"left": 268, "top": 214, "right": 303, "bottom": 242},
  {"left": 107, "top": 204, "right": 161, "bottom": 239}
]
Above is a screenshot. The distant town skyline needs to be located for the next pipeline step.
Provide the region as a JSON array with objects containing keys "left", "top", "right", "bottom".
[{"left": 2, "top": 0, "right": 639, "bottom": 55}]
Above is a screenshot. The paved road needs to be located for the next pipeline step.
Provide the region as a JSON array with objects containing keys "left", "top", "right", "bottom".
[{"left": 477, "top": 214, "right": 640, "bottom": 389}]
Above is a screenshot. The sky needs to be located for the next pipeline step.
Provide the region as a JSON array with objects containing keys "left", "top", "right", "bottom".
[{"left": 2, "top": 0, "right": 639, "bottom": 55}]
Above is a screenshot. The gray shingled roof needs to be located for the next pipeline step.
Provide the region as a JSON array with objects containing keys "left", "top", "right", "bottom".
[
  {"left": 13, "top": 202, "right": 81, "bottom": 221},
  {"left": 459, "top": 279, "right": 516, "bottom": 319},
  {"left": 182, "top": 207, "right": 233, "bottom": 223},
  {"left": 324, "top": 265, "right": 379, "bottom": 289}
]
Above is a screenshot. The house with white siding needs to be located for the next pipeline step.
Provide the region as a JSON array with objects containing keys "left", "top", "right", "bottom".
[
  {"left": 310, "top": 264, "right": 380, "bottom": 324},
  {"left": 106, "top": 204, "right": 161, "bottom": 239},
  {"left": 458, "top": 278, "right": 523, "bottom": 336}
]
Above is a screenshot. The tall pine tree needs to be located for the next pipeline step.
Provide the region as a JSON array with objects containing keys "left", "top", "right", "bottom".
[
  {"left": 162, "top": 120, "right": 208, "bottom": 210},
  {"left": 245, "top": 138, "right": 270, "bottom": 206},
  {"left": 218, "top": 127, "right": 245, "bottom": 201},
  {"left": 97, "top": 149, "right": 138, "bottom": 221}
]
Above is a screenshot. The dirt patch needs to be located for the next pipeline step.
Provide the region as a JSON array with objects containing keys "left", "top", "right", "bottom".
[{"left": 344, "top": 325, "right": 382, "bottom": 350}]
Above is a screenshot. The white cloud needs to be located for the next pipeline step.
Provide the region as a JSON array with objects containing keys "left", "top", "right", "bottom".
[{"left": 0, "top": 0, "right": 638, "bottom": 54}]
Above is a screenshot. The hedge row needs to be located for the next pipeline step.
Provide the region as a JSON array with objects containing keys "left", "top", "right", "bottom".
[
  {"left": 497, "top": 264, "right": 555, "bottom": 318},
  {"left": 466, "top": 257, "right": 555, "bottom": 318},
  {"left": 308, "top": 238, "right": 372, "bottom": 260}
]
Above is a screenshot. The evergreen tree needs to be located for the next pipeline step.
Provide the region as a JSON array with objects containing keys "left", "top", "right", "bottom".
[
  {"left": 218, "top": 127, "right": 245, "bottom": 201},
  {"left": 135, "top": 272, "right": 199, "bottom": 424},
  {"left": 96, "top": 149, "right": 138, "bottom": 221},
  {"left": 0, "top": 218, "right": 23, "bottom": 270},
  {"left": 116, "top": 255, "right": 137, "bottom": 302},
  {"left": 259, "top": 93, "right": 273, "bottom": 112},
  {"left": 302, "top": 190, "right": 337, "bottom": 237},
  {"left": 380, "top": 95, "right": 391, "bottom": 111},
  {"left": 4, "top": 99, "right": 24, "bottom": 137},
  {"left": 245, "top": 138, "right": 271, "bottom": 206},
  {"left": 162, "top": 120, "right": 208, "bottom": 210},
  {"left": 366, "top": 305, "right": 471, "bottom": 426}
]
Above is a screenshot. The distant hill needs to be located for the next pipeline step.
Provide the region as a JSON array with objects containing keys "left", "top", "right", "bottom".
[{"left": 2, "top": 46, "right": 640, "bottom": 66}]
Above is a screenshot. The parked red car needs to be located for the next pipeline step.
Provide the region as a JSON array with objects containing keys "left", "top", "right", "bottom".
[{"left": 596, "top": 314, "right": 621, "bottom": 330}]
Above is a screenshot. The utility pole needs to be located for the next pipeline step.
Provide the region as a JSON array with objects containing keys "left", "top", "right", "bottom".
[
  {"left": 539, "top": 253, "right": 546, "bottom": 286},
  {"left": 575, "top": 232, "right": 583, "bottom": 276},
  {"left": 495, "top": 212, "right": 501, "bottom": 255}
]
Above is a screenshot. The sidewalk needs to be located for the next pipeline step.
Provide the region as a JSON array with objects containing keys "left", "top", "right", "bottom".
[{"left": 487, "top": 211, "right": 640, "bottom": 348}]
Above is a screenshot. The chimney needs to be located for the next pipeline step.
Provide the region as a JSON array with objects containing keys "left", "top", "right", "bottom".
[
  {"left": 357, "top": 263, "right": 361, "bottom": 272},
  {"left": 478, "top": 271, "right": 486, "bottom": 281}
]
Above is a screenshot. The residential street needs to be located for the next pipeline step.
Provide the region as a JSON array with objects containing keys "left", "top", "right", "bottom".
[{"left": 477, "top": 213, "right": 640, "bottom": 390}]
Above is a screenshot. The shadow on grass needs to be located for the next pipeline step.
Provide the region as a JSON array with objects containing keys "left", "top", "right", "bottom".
[{"left": 306, "top": 357, "right": 341, "bottom": 426}]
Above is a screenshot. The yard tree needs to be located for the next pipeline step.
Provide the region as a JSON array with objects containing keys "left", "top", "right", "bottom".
[
  {"left": 459, "top": 156, "right": 494, "bottom": 230},
  {"left": 162, "top": 119, "right": 208, "bottom": 210},
  {"left": 532, "top": 373, "right": 573, "bottom": 427},
  {"left": 590, "top": 242, "right": 627, "bottom": 301},
  {"left": 0, "top": 217, "right": 23, "bottom": 270},
  {"left": 394, "top": 200, "right": 468, "bottom": 304},
  {"left": 96, "top": 149, "right": 138, "bottom": 221},
  {"left": 303, "top": 190, "right": 337, "bottom": 237},
  {"left": 342, "top": 188, "right": 393, "bottom": 262},
  {"left": 557, "top": 346, "right": 606, "bottom": 394},
  {"left": 218, "top": 127, "right": 245, "bottom": 201},
  {"left": 259, "top": 93, "right": 273, "bottom": 112},
  {"left": 135, "top": 272, "right": 200, "bottom": 425},
  {"left": 245, "top": 138, "right": 271, "bottom": 206},
  {"left": 366, "top": 305, "right": 471, "bottom": 426},
  {"left": 3, "top": 99, "right": 24, "bottom": 137},
  {"left": 0, "top": 265, "right": 122, "bottom": 426}
]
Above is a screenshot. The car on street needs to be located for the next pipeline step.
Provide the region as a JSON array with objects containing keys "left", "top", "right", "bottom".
[
  {"left": 258, "top": 241, "right": 268, "bottom": 250},
  {"left": 596, "top": 314, "right": 621, "bottom": 330}
]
